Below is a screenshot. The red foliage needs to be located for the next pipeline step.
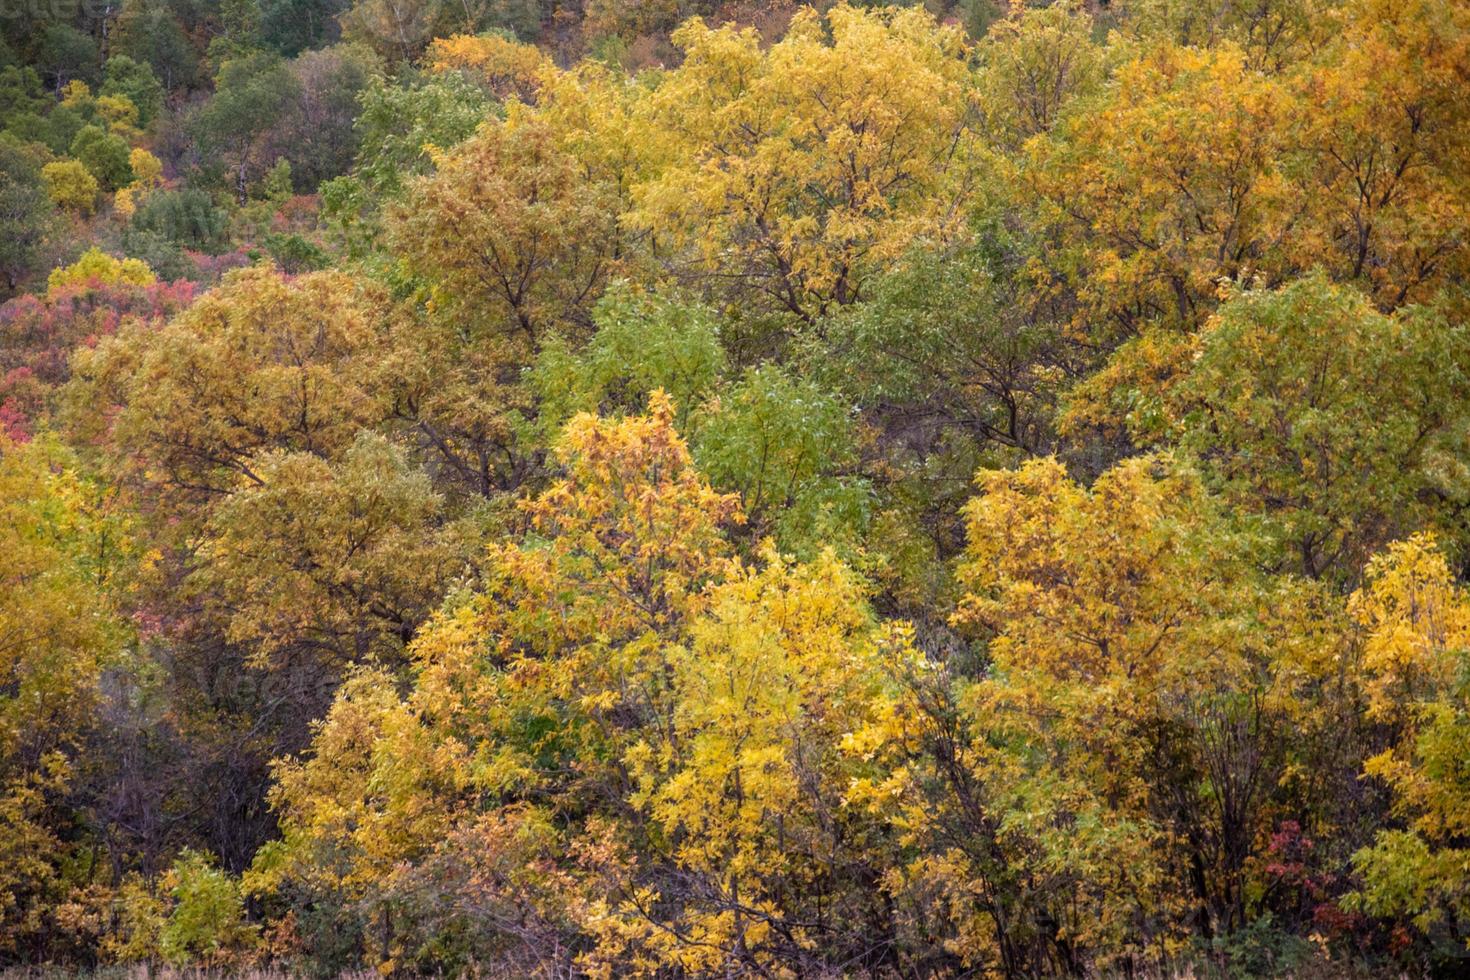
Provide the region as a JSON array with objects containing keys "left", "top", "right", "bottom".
[
  {"left": 0, "top": 278, "right": 196, "bottom": 439},
  {"left": 183, "top": 248, "right": 253, "bottom": 284}
]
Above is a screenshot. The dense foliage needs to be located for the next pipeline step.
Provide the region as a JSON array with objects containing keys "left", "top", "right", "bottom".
[{"left": 3, "top": 0, "right": 1470, "bottom": 976}]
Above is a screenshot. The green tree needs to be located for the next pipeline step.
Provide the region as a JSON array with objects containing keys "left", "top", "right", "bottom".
[
  {"left": 1170, "top": 273, "right": 1470, "bottom": 582},
  {"left": 272, "top": 44, "right": 380, "bottom": 189},
  {"left": 69, "top": 125, "right": 135, "bottom": 192},
  {"left": 260, "top": 0, "right": 352, "bottom": 56},
  {"left": 693, "top": 366, "right": 869, "bottom": 554},
  {"left": 129, "top": 187, "right": 231, "bottom": 255},
  {"left": 192, "top": 51, "right": 301, "bottom": 203},
  {"left": 0, "top": 137, "right": 56, "bottom": 295},
  {"left": 530, "top": 282, "right": 726, "bottom": 435},
  {"left": 35, "top": 24, "right": 99, "bottom": 89},
  {"left": 112, "top": 0, "right": 200, "bottom": 91},
  {"left": 100, "top": 56, "right": 165, "bottom": 128}
]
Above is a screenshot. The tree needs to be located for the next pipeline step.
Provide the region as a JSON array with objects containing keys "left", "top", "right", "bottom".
[
  {"left": 973, "top": 1, "right": 1106, "bottom": 150},
  {"left": 1347, "top": 535, "right": 1470, "bottom": 958},
  {"left": 96, "top": 95, "right": 143, "bottom": 141},
  {"left": 0, "top": 436, "right": 132, "bottom": 959},
  {"left": 339, "top": 69, "right": 492, "bottom": 200},
  {"left": 1287, "top": 0, "right": 1470, "bottom": 309},
  {"left": 692, "top": 365, "right": 868, "bottom": 554},
  {"left": 532, "top": 287, "right": 866, "bottom": 554},
  {"left": 269, "top": 44, "right": 380, "bottom": 190},
  {"left": 0, "top": 65, "right": 49, "bottom": 124},
  {"left": 0, "top": 270, "right": 192, "bottom": 442},
  {"left": 246, "top": 665, "right": 451, "bottom": 970},
  {"left": 211, "top": 0, "right": 266, "bottom": 61},
  {"left": 116, "top": 148, "right": 165, "bottom": 217},
  {"left": 159, "top": 850, "right": 259, "bottom": 966},
  {"left": 129, "top": 188, "right": 231, "bottom": 255},
  {"left": 1029, "top": 41, "right": 1293, "bottom": 352},
  {"left": 128, "top": 148, "right": 163, "bottom": 190},
  {"left": 0, "top": 137, "right": 56, "bottom": 295},
  {"left": 1170, "top": 273, "right": 1470, "bottom": 582},
  {"left": 389, "top": 112, "right": 621, "bottom": 341},
  {"left": 595, "top": 549, "right": 921, "bottom": 976},
  {"left": 66, "top": 265, "right": 392, "bottom": 507},
  {"left": 259, "top": 0, "right": 351, "bottom": 56},
  {"left": 191, "top": 51, "right": 301, "bottom": 204},
  {"left": 47, "top": 248, "right": 156, "bottom": 292},
  {"left": 100, "top": 56, "right": 165, "bottom": 128},
  {"left": 111, "top": 0, "right": 200, "bottom": 91},
  {"left": 319, "top": 68, "right": 492, "bottom": 255},
  {"left": 40, "top": 160, "right": 98, "bottom": 214},
  {"left": 61, "top": 266, "right": 461, "bottom": 886},
  {"left": 338, "top": 0, "right": 482, "bottom": 62},
  {"left": 378, "top": 110, "right": 620, "bottom": 498},
  {"left": 425, "top": 32, "right": 550, "bottom": 102},
  {"left": 849, "top": 455, "right": 1348, "bottom": 971},
  {"left": 190, "top": 432, "right": 469, "bottom": 669},
  {"left": 810, "top": 238, "right": 1078, "bottom": 600},
  {"left": 627, "top": 5, "right": 977, "bottom": 318},
  {"left": 69, "top": 125, "right": 134, "bottom": 192},
  {"left": 530, "top": 281, "right": 726, "bottom": 436},
  {"left": 1120, "top": 0, "right": 1337, "bottom": 72},
  {"left": 35, "top": 24, "right": 99, "bottom": 90},
  {"left": 255, "top": 396, "right": 743, "bottom": 970}
]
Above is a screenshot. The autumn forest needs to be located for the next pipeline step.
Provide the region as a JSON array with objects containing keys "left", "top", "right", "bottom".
[{"left": 2, "top": 0, "right": 1470, "bottom": 975}]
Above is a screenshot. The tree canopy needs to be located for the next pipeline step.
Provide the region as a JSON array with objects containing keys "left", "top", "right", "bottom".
[{"left": 3, "top": 0, "right": 1470, "bottom": 975}]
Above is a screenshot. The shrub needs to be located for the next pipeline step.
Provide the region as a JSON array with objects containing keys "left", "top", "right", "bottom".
[
  {"left": 159, "top": 850, "right": 259, "bottom": 966},
  {"left": 131, "top": 187, "right": 230, "bottom": 254}
]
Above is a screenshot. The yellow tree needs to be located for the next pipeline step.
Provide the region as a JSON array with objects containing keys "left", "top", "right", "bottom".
[
  {"left": 114, "top": 148, "right": 163, "bottom": 218},
  {"left": 531, "top": 59, "right": 650, "bottom": 199},
  {"left": 247, "top": 668, "right": 464, "bottom": 970},
  {"left": 627, "top": 4, "right": 977, "bottom": 318},
  {"left": 1046, "top": 0, "right": 1470, "bottom": 437},
  {"left": 1347, "top": 535, "right": 1470, "bottom": 951},
  {"left": 389, "top": 112, "right": 622, "bottom": 343},
  {"left": 424, "top": 32, "right": 551, "bottom": 103},
  {"left": 1025, "top": 39, "right": 1303, "bottom": 440},
  {"left": 46, "top": 248, "right": 156, "bottom": 292},
  {"left": 0, "top": 436, "right": 133, "bottom": 957},
  {"left": 974, "top": 1, "right": 1107, "bottom": 151},
  {"left": 850, "top": 455, "right": 1346, "bottom": 971},
  {"left": 374, "top": 299, "right": 537, "bottom": 500},
  {"left": 590, "top": 550, "right": 920, "bottom": 976},
  {"left": 63, "top": 267, "right": 429, "bottom": 881},
  {"left": 1030, "top": 41, "right": 1294, "bottom": 346},
  {"left": 1118, "top": 0, "right": 1340, "bottom": 72},
  {"left": 255, "top": 395, "right": 744, "bottom": 969},
  {"left": 40, "top": 160, "right": 99, "bottom": 214},
  {"left": 1287, "top": 0, "right": 1470, "bottom": 309},
  {"left": 67, "top": 265, "right": 392, "bottom": 505},
  {"left": 408, "top": 391, "right": 741, "bottom": 796},
  {"left": 190, "top": 432, "right": 472, "bottom": 670}
]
